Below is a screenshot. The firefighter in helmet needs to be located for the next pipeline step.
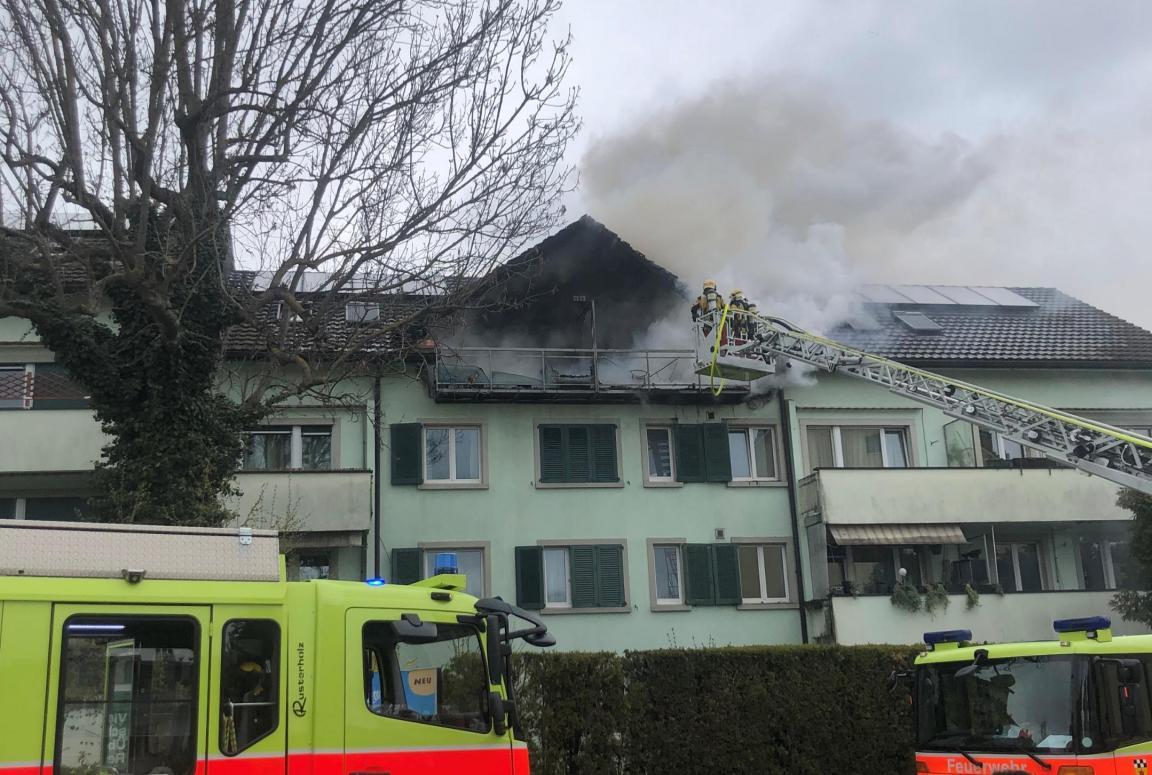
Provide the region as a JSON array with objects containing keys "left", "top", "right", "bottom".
[{"left": 729, "top": 289, "right": 748, "bottom": 340}]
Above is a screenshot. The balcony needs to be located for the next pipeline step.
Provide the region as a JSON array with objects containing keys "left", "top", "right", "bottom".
[
  {"left": 799, "top": 466, "right": 1128, "bottom": 526},
  {"left": 431, "top": 347, "right": 748, "bottom": 403},
  {"left": 825, "top": 590, "right": 1144, "bottom": 646},
  {"left": 227, "top": 470, "right": 371, "bottom": 534}
]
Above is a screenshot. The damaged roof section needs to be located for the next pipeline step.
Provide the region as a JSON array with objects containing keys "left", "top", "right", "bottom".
[{"left": 831, "top": 286, "right": 1152, "bottom": 368}]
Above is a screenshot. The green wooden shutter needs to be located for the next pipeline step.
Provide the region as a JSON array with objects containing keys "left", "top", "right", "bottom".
[
  {"left": 674, "top": 424, "right": 706, "bottom": 482},
  {"left": 391, "top": 547, "right": 421, "bottom": 585},
  {"left": 515, "top": 546, "right": 545, "bottom": 610},
  {"left": 595, "top": 544, "right": 625, "bottom": 607},
  {"left": 703, "top": 422, "right": 732, "bottom": 482},
  {"left": 539, "top": 426, "right": 566, "bottom": 482},
  {"left": 567, "top": 426, "right": 591, "bottom": 482},
  {"left": 571, "top": 545, "right": 598, "bottom": 608},
  {"left": 590, "top": 425, "right": 619, "bottom": 483},
  {"left": 684, "top": 543, "right": 717, "bottom": 605},
  {"left": 713, "top": 544, "right": 742, "bottom": 605},
  {"left": 390, "top": 423, "right": 423, "bottom": 485}
]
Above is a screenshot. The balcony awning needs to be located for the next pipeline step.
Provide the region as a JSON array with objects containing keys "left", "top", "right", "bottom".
[{"left": 829, "top": 524, "right": 968, "bottom": 546}]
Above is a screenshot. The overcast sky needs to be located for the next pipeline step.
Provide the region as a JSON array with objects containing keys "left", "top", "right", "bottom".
[{"left": 551, "top": 1, "right": 1152, "bottom": 330}]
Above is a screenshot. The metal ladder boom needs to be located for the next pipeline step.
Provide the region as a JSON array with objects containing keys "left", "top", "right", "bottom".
[{"left": 699, "top": 309, "right": 1152, "bottom": 494}]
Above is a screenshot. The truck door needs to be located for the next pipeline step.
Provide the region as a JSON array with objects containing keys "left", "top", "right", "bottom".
[
  {"left": 41, "top": 604, "right": 210, "bottom": 775},
  {"left": 205, "top": 607, "right": 287, "bottom": 775},
  {"left": 344, "top": 608, "right": 513, "bottom": 775}
]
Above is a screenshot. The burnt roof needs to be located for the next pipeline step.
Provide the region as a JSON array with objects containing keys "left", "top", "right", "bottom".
[{"left": 828, "top": 286, "right": 1152, "bottom": 369}]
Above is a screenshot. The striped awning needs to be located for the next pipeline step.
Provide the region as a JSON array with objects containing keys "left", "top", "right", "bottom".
[{"left": 828, "top": 524, "right": 968, "bottom": 546}]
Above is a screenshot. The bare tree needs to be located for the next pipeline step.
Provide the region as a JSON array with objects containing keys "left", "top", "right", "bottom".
[{"left": 0, "top": 0, "right": 577, "bottom": 524}]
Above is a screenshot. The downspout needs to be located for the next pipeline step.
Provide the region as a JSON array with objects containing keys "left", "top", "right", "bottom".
[
  {"left": 373, "top": 375, "right": 383, "bottom": 578},
  {"left": 779, "top": 390, "right": 810, "bottom": 644}
]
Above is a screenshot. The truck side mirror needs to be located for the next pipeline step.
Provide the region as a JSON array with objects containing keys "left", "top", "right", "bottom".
[
  {"left": 1114, "top": 659, "right": 1152, "bottom": 737},
  {"left": 488, "top": 690, "right": 507, "bottom": 736}
]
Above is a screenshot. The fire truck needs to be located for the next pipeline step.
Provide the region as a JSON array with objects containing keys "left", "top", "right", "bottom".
[
  {"left": 692, "top": 288, "right": 1152, "bottom": 772},
  {"left": 0, "top": 521, "right": 553, "bottom": 775}
]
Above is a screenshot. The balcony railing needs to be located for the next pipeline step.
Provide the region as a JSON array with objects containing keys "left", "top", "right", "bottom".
[
  {"left": 799, "top": 466, "right": 1127, "bottom": 526},
  {"left": 432, "top": 347, "right": 748, "bottom": 402}
]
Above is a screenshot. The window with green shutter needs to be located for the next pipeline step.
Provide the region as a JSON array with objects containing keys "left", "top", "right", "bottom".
[
  {"left": 390, "top": 423, "right": 423, "bottom": 485},
  {"left": 391, "top": 547, "right": 421, "bottom": 585},
  {"left": 673, "top": 423, "right": 731, "bottom": 483},
  {"left": 516, "top": 543, "right": 626, "bottom": 609},
  {"left": 537, "top": 424, "right": 619, "bottom": 484},
  {"left": 683, "top": 543, "right": 741, "bottom": 606}
]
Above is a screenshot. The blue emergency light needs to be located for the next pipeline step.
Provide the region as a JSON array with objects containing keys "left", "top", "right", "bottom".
[
  {"left": 1053, "top": 615, "right": 1111, "bottom": 634},
  {"left": 365, "top": 577, "right": 387, "bottom": 587},
  {"left": 433, "top": 552, "right": 459, "bottom": 575},
  {"left": 923, "top": 629, "right": 971, "bottom": 650}
]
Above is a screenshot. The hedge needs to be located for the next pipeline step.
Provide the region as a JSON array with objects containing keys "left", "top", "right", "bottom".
[{"left": 514, "top": 644, "right": 919, "bottom": 775}]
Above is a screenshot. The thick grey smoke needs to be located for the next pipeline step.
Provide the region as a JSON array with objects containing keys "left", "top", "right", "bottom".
[{"left": 580, "top": 77, "right": 992, "bottom": 338}]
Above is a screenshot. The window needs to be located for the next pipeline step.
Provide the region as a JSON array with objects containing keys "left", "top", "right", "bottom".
[
  {"left": 515, "top": 544, "right": 626, "bottom": 610},
  {"left": 362, "top": 620, "right": 489, "bottom": 734},
  {"left": 805, "top": 425, "right": 910, "bottom": 472},
  {"left": 24, "top": 496, "right": 90, "bottom": 521},
  {"left": 847, "top": 546, "right": 925, "bottom": 593},
  {"left": 346, "top": 301, "right": 381, "bottom": 323},
  {"left": 243, "top": 424, "right": 332, "bottom": 470},
  {"left": 945, "top": 421, "right": 1045, "bottom": 468},
  {"left": 292, "top": 552, "right": 331, "bottom": 581},
  {"left": 996, "top": 541, "right": 1044, "bottom": 592},
  {"left": 538, "top": 424, "right": 619, "bottom": 484},
  {"left": 0, "top": 498, "right": 14, "bottom": 519},
  {"left": 728, "top": 427, "right": 778, "bottom": 480},
  {"left": 645, "top": 427, "right": 675, "bottom": 482},
  {"left": 978, "top": 429, "right": 1044, "bottom": 465},
  {"left": 1079, "top": 539, "right": 1129, "bottom": 591},
  {"left": 0, "top": 364, "right": 30, "bottom": 409},
  {"left": 652, "top": 545, "right": 684, "bottom": 605},
  {"left": 57, "top": 616, "right": 199, "bottom": 775},
  {"left": 737, "top": 544, "right": 788, "bottom": 603},
  {"left": 671, "top": 423, "right": 732, "bottom": 483},
  {"left": 422, "top": 548, "right": 485, "bottom": 598},
  {"left": 424, "top": 426, "right": 481, "bottom": 483},
  {"left": 274, "top": 302, "right": 302, "bottom": 322},
  {"left": 543, "top": 547, "right": 571, "bottom": 608},
  {"left": 220, "top": 620, "right": 279, "bottom": 755}
]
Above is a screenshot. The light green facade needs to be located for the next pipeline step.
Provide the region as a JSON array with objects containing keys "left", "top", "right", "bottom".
[{"left": 4, "top": 319, "right": 1152, "bottom": 650}]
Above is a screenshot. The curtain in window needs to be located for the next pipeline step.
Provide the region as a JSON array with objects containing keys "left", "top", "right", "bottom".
[
  {"left": 807, "top": 427, "right": 836, "bottom": 471},
  {"left": 840, "top": 428, "right": 883, "bottom": 467}
]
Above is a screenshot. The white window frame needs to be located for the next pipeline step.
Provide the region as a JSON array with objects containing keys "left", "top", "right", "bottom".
[
  {"left": 740, "top": 544, "right": 789, "bottom": 604},
  {"left": 652, "top": 544, "right": 685, "bottom": 606},
  {"left": 808, "top": 425, "right": 910, "bottom": 470},
  {"left": 1079, "top": 539, "right": 1125, "bottom": 590},
  {"left": 728, "top": 426, "right": 781, "bottom": 481},
  {"left": 422, "top": 425, "right": 483, "bottom": 484},
  {"left": 643, "top": 425, "right": 676, "bottom": 484},
  {"left": 242, "top": 423, "right": 333, "bottom": 470},
  {"left": 997, "top": 541, "right": 1046, "bottom": 592},
  {"left": 345, "top": 301, "right": 381, "bottom": 323},
  {"left": 542, "top": 547, "right": 572, "bottom": 609},
  {"left": 421, "top": 546, "right": 487, "bottom": 597}
]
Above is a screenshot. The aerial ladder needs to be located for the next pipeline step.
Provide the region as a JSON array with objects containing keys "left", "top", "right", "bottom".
[{"left": 691, "top": 283, "right": 1152, "bottom": 495}]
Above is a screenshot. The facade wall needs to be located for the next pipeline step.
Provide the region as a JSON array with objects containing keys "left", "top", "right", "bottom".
[{"left": 377, "top": 375, "right": 803, "bottom": 651}]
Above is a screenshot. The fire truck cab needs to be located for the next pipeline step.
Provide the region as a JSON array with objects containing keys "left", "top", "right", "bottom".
[
  {"left": 914, "top": 617, "right": 1152, "bottom": 774},
  {"left": 0, "top": 521, "right": 552, "bottom": 775}
]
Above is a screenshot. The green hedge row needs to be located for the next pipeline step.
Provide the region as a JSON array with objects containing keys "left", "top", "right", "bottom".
[{"left": 514, "top": 645, "right": 920, "bottom": 775}]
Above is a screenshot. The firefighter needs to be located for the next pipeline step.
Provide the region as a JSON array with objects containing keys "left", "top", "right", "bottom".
[
  {"left": 746, "top": 301, "right": 760, "bottom": 339},
  {"left": 702, "top": 280, "right": 721, "bottom": 314},
  {"left": 729, "top": 289, "right": 747, "bottom": 340}
]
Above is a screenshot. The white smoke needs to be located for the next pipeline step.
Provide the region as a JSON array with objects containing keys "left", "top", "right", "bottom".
[{"left": 580, "top": 76, "right": 992, "bottom": 340}]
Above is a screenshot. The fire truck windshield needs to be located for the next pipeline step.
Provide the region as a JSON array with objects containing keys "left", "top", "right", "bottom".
[{"left": 917, "top": 656, "right": 1080, "bottom": 754}]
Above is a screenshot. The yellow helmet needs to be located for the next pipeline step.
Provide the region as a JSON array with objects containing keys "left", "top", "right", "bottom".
[{"left": 703, "top": 280, "right": 717, "bottom": 291}]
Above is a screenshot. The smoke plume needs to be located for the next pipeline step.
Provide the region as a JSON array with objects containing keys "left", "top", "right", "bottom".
[{"left": 580, "top": 76, "right": 992, "bottom": 338}]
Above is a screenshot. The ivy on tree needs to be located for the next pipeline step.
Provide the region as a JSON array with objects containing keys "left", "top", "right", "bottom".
[{"left": 1112, "top": 489, "right": 1152, "bottom": 625}]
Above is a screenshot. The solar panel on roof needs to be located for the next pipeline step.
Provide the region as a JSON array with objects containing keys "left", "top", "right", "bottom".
[
  {"left": 928, "top": 286, "right": 997, "bottom": 305},
  {"left": 894, "top": 285, "right": 956, "bottom": 305},
  {"left": 859, "top": 285, "right": 915, "bottom": 304},
  {"left": 893, "top": 310, "right": 943, "bottom": 333},
  {"left": 967, "top": 287, "right": 1039, "bottom": 307}
]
